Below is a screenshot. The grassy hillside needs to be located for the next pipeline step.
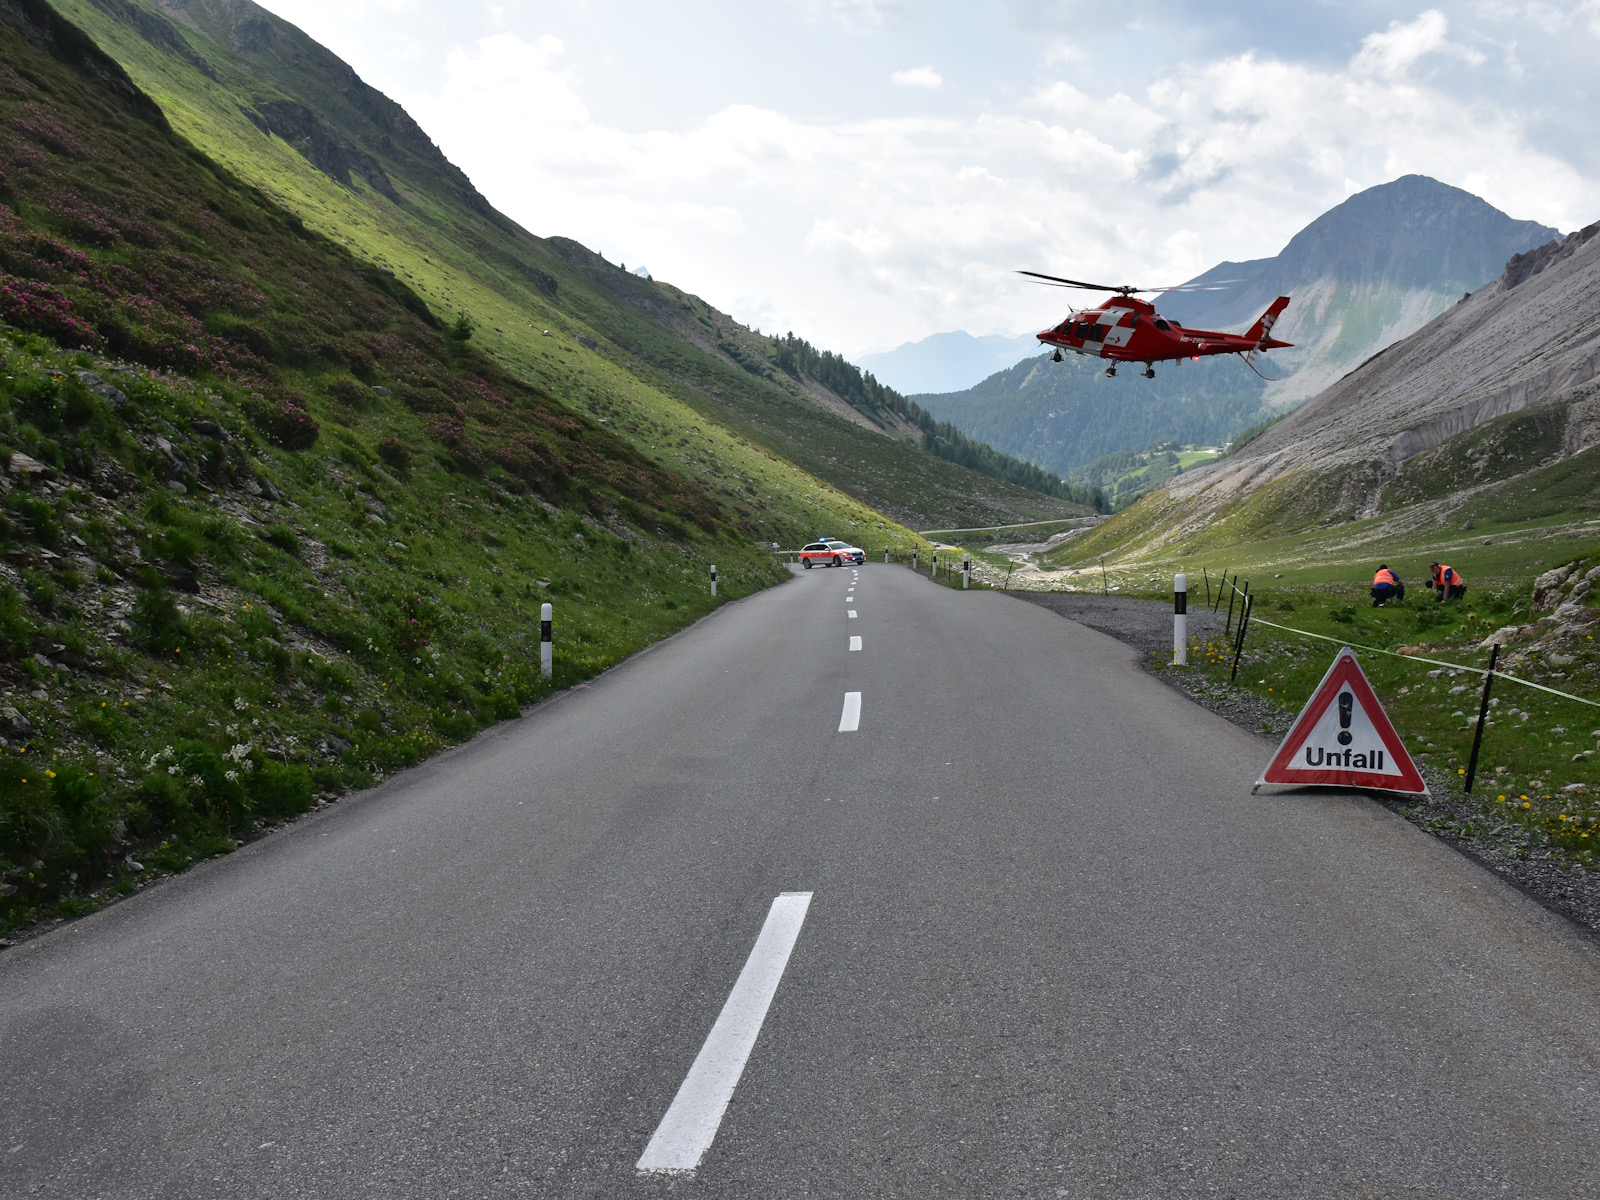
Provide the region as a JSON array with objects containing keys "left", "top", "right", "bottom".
[
  {"left": 1065, "top": 444, "right": 1225, "bottom": 511},
  {"left": 1167, "top": 557, "right": 1600, "bottom": 879},
  {"left": 0, "top": 0, "right": 805, "bottom": 935},
  {"left": 914, "top": 351, "right": 1270, "bottom": 478},
  {"left": 52, "top": 0, "right": 1087, "bottom": 533}
]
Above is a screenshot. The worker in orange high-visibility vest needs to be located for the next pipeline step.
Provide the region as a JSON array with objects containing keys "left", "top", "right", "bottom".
[
  {"left": 1370, "top": 564, "right": 1405, "bottom": 606},
  {"left": 1430, "top": 561, "right": 1465, "bottom": 602}
]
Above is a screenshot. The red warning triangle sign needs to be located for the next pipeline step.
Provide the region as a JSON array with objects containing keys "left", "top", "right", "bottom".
[{"left": 1257, "top": 646, "right": 1427, "bottom": 794}]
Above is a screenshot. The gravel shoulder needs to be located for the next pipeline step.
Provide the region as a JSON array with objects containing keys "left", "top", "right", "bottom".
[{"left": 1013, "top": 589, "right": 1600, "bottom": 941}]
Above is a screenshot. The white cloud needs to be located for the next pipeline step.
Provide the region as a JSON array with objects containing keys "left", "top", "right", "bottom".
[
  {"left": 338, "top": 11, "right": 1597, "bottom": 358},
  {"left": 1351, "top": 10, "right": 1485, "bottom": 77},
  {"left": 890, "top": 65, "right": 943, "bottom": 88}
]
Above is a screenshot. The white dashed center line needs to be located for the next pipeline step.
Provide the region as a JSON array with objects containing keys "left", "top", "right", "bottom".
[
  {"left": 849, "top": 636, "right": 861, "bottom": 651},
  {"left": 838, "top": 691, "right": 861, "bottom": 731},
  {"left": 847, "top": 610, "right": 857, "bottom": 619},
  {"left": 845, "top": 597, "right": 853, "bottom": 604},
  {"left": 636, "top": 892, "right": 815, "bottom": 1176}
]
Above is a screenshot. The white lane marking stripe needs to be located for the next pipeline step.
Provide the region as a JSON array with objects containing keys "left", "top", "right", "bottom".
[
  {"left": 636, "top": 893, "right": 814, "bottom": 1176},
  {"left": 839, "top": 691, "right": 861, "bottom": 732},
  {"left": 849, "top": 636, "right": 861, "bottom": 651},
  {"left": 847, "top": 610, "right": 857, "bottom": 619},
  {"left": 845, "top": 597, "right": 853, "bottom": 603}
]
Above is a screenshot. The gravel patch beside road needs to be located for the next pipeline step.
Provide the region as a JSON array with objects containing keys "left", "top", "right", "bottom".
[{"left": 1014, "top": 588, "right": 1600, "bottom": 941}]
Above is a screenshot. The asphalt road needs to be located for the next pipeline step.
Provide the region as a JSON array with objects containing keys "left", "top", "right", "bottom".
[{"left": 4, "top": 563, "right": 1600, "bottom": 1199}]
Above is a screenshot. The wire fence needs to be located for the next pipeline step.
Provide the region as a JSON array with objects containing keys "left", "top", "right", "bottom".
[{"left": 1213, "top": 572, "right": 1598, "bottom": 709}]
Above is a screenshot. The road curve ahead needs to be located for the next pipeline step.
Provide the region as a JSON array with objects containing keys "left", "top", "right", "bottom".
[{"left": 4, "top": 564, "right": 1600, "bottom": 1199}]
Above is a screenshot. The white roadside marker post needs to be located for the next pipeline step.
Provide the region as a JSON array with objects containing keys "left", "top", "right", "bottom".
[
  {"left": 883, "top": 547, "right": 888, "bottom": 564},
  {"left": 931, "top": 551, "right": 937, "bottom": 579},
  {"left": 912, "top": 548, "right": 918, "bottom": 572},
  {"left": 711, "top": 564, "right": 718, "bottom": 597},
  {"left": 540, "top": 602, "right": 553, "bottom": 678},
  {"left": 963, "top": 557, "right": 970, "bottom": 589},
  {"left": 1173, "top": 573, "right": 1187, "bottom": 665}
]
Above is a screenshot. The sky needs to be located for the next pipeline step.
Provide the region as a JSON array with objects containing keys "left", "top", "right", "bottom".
[{"left": 252, "top": 0, "right": 1600, "bottom": 358}]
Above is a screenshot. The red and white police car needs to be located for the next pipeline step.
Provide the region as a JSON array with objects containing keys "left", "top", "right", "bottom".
[{"left": 799, "top": 538, "right": 864, "bottom": 568}]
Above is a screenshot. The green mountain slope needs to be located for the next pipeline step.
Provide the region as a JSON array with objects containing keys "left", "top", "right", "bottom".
[
  {"left": 0, "top": 0, "right": 804, "bottom": 934},
  {"left": 52, "top": 0, "right": 1086, "bottom": 532},
  {"left": 916, "top": 352, "right": 1266, "bottom": 478}
]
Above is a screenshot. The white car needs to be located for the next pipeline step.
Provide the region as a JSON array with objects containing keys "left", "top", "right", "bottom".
[{"left": 799, "top": 539, "right": 864, "bottom": 568}]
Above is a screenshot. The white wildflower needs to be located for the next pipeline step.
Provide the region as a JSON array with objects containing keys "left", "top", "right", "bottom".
[
  {"left": 233, "top": 696, "right": 249, "bottom": 711},
  {"left": 224, "top": 769, "right": 238, "bottom": 782}
]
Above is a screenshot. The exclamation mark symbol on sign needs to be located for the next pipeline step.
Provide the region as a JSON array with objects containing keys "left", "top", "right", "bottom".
[{"left": 1337, "top": 691, "right": 1354, "bottom": 746}]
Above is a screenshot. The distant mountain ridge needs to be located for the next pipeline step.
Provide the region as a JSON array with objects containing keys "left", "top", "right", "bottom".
[
  {"left": 1157, "top": 175, "right": 1560, "bottom": 405},
  {"left": 856, "top": 330, "right": 1041, "bottom": 395},
  {"left": 911, "top": 176, "right": 1559, "bottom": 485}
]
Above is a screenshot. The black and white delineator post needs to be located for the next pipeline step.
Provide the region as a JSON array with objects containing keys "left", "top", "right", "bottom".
[
  {"left": 912, "top": 548, "right": 918, "bottom": 571},
  {"left": 710, "top": 564, "right": 718, "bottom": 597},
  {"left": 963, "top": 557, "right": 970, "bottom": 589},
  {"left": 540, "top": 602, "right": 553, "bottom": 678},
  {"left": 931, "top": 551, "right": 937, "bottom": 579},
  {"left": 1173, "top": 572, "right": 1187, "bottom": 665},
  {"left": 883, "top": 547, "right": 889, "bottom": 564}
]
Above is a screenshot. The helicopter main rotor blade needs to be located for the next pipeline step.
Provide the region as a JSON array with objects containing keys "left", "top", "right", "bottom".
[
  {"left": 1017, "top": 271, "right": 1131, "bottom": 292},
  {"left": 1019, "top": 271, "right": 1242, "bottom": 296},
  {"left": 1147, "top": 279, "right": 1243, "bottom": 293}
]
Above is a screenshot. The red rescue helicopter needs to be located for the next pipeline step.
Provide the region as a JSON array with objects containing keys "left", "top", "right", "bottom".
[{"left": 1021, "top": 271, "right": 1293, "bottom": 379}]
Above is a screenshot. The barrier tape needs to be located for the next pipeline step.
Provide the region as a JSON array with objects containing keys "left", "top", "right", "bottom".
[{"left": 1240, "top": 614, "right": 1600, "bottom": 709}]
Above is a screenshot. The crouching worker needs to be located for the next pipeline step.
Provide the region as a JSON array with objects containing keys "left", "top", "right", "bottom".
[
  {"left": 1430, "top": 561, "right": 1466, "bottom": 602},
  {"left": 1371, "top": 564, "right": 1405, "bottom": 606}
]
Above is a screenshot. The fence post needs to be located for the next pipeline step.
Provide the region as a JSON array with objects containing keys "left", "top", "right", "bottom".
[
  {"left": 540, "top": 602, "right": 553, "bottom": 678},
  {"left": 1005, "top": 562, "right": 1014, "bottom": 590},
  {"left": 1202, "top": 567, "right": 1211, "bottom": 607},
  {"left": 1214, "top": 569, "right": 1228, "bottom": 612},
  {"left": 710, "top": 564, "right": 717, "bottom": 597},
  {"left": 1100, "top": 555, "right": 1107, "bottom": 595},
  {"left": 1229, "top": 593, "right": 1253, "bottom": 683},
  {"left": 963, "top": 557, "right": 970, "bottom": 589},
  {"left": 1463, "top": 642, "right": 1501, "bottom": 795},
  {"left": 1225, "top": 577, "right": 1237, "bottom": 633},
  {"left": 1173, "top": 572, "right": 1187, "bottom": 665}
]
